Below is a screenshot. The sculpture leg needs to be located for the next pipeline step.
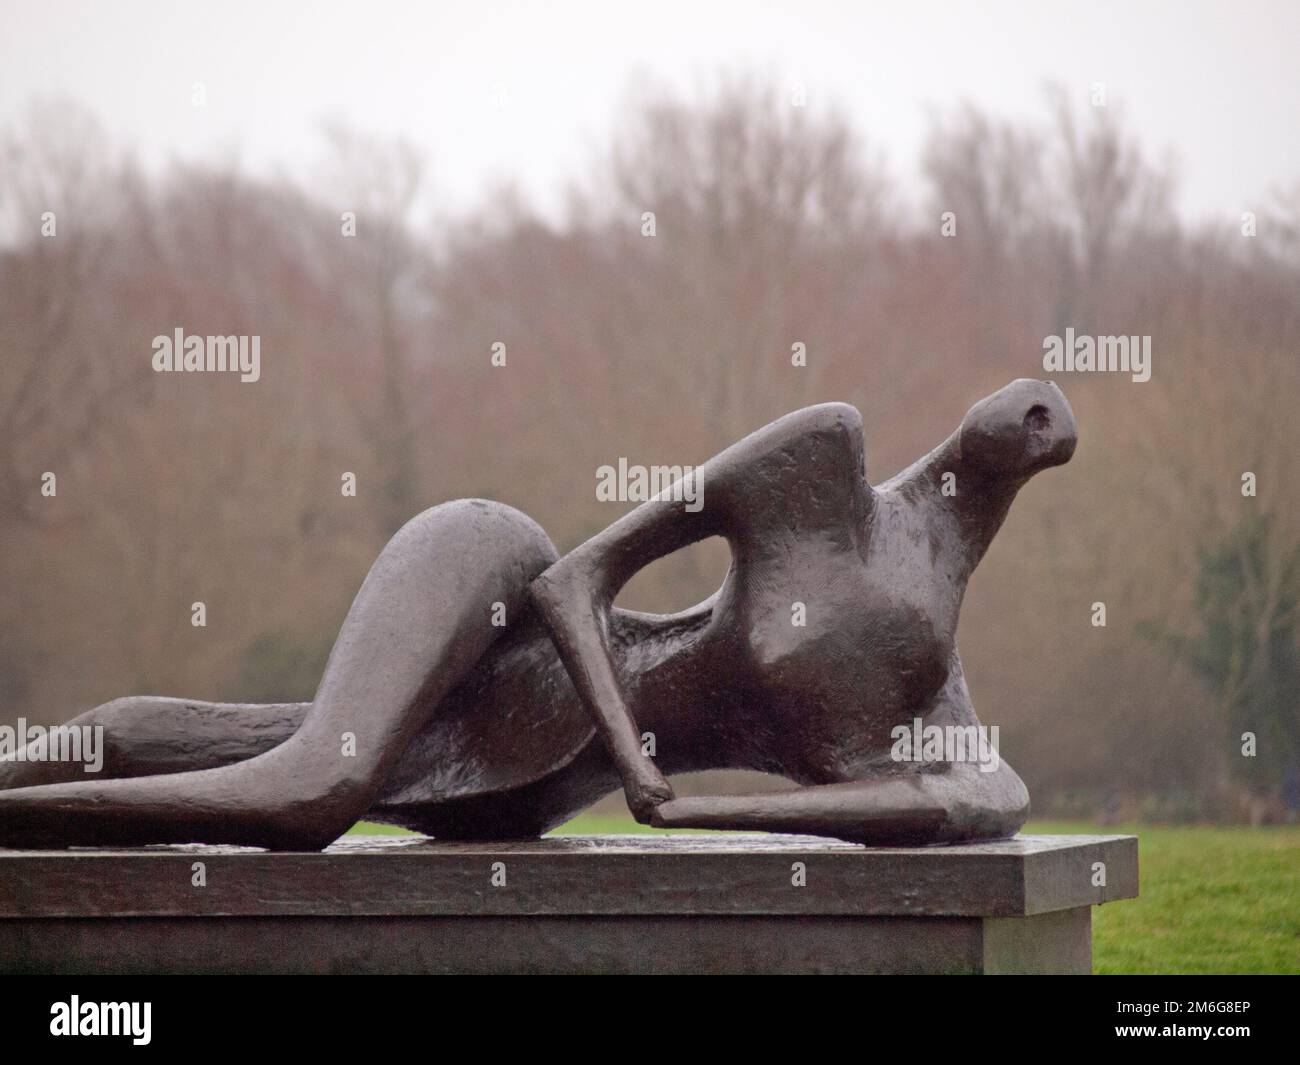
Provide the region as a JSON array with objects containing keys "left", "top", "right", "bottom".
[
  {"left": 0, "top": 500, "right": 557, "bottom": 850},
  {"left": 0, "top": 698, "right": 308, "bottom": 790}
]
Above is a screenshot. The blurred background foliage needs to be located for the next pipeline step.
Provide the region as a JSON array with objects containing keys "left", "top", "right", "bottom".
[{"left": 2, "top": 75, "right": 1297, "bottom": 823}]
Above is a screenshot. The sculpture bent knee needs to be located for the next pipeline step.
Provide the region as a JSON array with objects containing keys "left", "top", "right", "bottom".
[{"left": 0, "top": 378, "right": 1077, "bottom": 850}]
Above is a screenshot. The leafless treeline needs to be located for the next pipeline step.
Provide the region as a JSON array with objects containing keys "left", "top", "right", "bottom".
[{"left": 2, "top": 76, "right": 1297, "bottom": 820}]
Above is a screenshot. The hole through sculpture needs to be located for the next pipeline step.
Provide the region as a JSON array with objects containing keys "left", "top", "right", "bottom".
[{"left": 0, "top": 378, "right": 1078, "bottom": 851}]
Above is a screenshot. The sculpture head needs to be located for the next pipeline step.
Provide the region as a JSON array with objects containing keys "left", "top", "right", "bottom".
[{"left": 956, "top": 378, "right": 1077, "bottom": 482}]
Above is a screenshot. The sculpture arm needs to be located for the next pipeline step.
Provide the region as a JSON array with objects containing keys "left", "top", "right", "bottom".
[
  {"left": 647, "top": 759, "right": 1029, "bottom": 844},
  {"left": 530, "top": 492, "right": 721, "bottom": 817}
]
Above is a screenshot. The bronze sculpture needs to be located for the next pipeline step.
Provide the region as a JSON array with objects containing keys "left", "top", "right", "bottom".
[{"left": 0, "top": 378, "right": 1076, "bottom": 850}]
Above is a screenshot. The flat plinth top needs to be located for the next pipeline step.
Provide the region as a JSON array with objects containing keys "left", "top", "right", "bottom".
[{"left": 0, "top": 833, "right": 1138, "bottom": 919}]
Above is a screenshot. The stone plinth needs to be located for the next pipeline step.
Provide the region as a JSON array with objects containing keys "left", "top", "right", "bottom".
[{"left": 0, "top": 833, "right": 1137, "bottom": 974}]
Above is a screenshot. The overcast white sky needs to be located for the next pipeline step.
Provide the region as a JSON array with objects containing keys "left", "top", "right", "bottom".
[{"left": 2, "top": 0, "right": 1297, "bottom": 222}]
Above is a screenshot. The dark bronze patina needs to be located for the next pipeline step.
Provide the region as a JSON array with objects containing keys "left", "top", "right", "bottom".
[{"left": 0, "top": 379, "right": 1076, "bottom": 850}]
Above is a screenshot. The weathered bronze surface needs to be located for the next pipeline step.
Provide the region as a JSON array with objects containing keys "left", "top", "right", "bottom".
[{"left": 0, "top": 378, "right": 1076, "bottom": 850}]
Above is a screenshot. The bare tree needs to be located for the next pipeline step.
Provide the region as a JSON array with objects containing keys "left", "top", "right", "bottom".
[
  {"left": 0, "top": 99, "right": 147, "bottom": 525},
  {"left": 317, "top": 124, "right": 429, "bottom": 537},
  {"left": 1042, "top": 84, "right": 1175, "bottom": 330}
]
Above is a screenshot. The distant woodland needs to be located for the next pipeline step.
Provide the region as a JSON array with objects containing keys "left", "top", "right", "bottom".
[{"left": 3, "top": 76, "right": 1297, "bottom": 821}]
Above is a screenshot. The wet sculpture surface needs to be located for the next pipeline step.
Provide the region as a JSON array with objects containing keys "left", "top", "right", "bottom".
[{"left": 0, "top": 379, "right": 1076, "bottom": 850}]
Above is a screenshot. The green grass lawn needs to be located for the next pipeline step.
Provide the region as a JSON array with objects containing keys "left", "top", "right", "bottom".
[
  {"left": 349, "top": 817, "right": 1300, "bottom": 974},
  {"left": 1028, "top": 821, "right": 1300, "bottom": 976}
]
